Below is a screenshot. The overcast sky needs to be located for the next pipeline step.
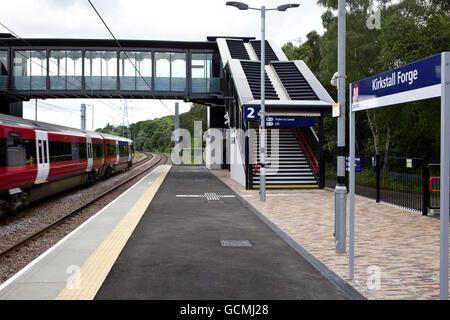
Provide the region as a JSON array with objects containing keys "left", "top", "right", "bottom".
[{"left": 1, "top": 0, "right": 327, "bottom": 131}]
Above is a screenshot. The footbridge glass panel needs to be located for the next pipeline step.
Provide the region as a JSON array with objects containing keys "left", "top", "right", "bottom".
[
  {"left": 191, "top": 53, "right": 221, "bottom": 93},
  {"left": 13, "top": 50, "right": 46, "bottom": 90},
  {"left": 84, "top": 51, "right": 117, "bottom": 91},
  {"left": 155, "top": 52, "right": 186, "bottom": 92},
  {"left": 49, "top": 50, "right": 82, "bottom": 90},
  {"left": 0, "top": 51, "right": 7, "bottom": 90},
  {"left": 119, "top": 51, "right": 152, "bottom": 91}
]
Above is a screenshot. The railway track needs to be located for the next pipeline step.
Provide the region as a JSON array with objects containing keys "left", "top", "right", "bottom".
[{"left": 0, "top": 152, "right": 168, "bottom": 260}]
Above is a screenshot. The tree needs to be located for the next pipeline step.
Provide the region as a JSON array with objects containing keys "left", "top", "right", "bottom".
[{"left": 282, "top": 0, "right": 449, "bottom": 161}]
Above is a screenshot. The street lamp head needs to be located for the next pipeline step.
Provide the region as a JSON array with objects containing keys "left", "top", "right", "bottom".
[
  {"left": 226, "top": 1, "right": 249, "bottom": 10},
  {"left": 277, "top": 3, "right": 300, "bottom": 11}
]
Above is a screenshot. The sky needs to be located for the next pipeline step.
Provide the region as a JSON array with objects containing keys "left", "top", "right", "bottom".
[{"left": 0, "top": 0, "right": 327, "bottom": 130}]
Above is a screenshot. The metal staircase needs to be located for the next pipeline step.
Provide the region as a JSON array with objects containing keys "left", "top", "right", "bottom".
[{"left": 250, "top": 128, "right": 319, "bottom": 189}]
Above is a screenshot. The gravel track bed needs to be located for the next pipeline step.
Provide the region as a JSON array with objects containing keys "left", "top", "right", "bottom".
[{"left": 0, "top": 152, "right": 167, "bottom": 285}]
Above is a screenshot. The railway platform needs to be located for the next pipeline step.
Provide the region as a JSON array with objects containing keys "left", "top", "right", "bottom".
[{"left": 0, "top": 165, "right": 362, "bottom": 300}]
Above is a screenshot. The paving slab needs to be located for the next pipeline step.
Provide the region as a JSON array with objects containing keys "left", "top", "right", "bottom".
[{"left": 212, "top": 169, "right": 450, "bottom": 300}]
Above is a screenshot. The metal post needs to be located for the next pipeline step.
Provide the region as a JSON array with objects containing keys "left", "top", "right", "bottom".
[
  {"left": 245, "top": 135, "right": 250, "bottom": 189},
  {"left": 422, "top": 155, "right": 429, "bottom": 215},
  {"left": 92, "top": 105, "right": 94, "bottom": 131},
  {"left": 259, "top": 5, "right": 266, "bottom": 202},
  {"left": 319, "top": 114, "right": 325, "bottom": 188},
  {"left": 174, "top": 102, "right": 180, "bottom": 164},
  {"left": 440, "top": 51, "right": 450, "bottom": 300},
  {"left": 335, "top": 0, "right": 347, "bottom": 253},
  {"left": 80, "top": 104, "right": 86, "bottom": 130},
  {"left": 376, "top": 154, "right": 381, "bottom": 203},
  {"left": 35, "top": 98, "right": 37, "bottom": 121},
  {"left": 175, "top": 102, "right": 179, "bottom": 142},
  {"left": 349, "top": 84, "right": 355, "bottom": 279}
]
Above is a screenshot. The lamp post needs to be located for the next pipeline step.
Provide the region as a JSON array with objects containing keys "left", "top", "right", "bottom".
[
  {"left": 226, "top": 1, "right": 299, "bottom": 202},
  {"left": 334, "top": 0, "right": 347, "bottom": 254}
]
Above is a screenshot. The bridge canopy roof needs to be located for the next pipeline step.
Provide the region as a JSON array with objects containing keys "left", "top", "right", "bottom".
[{"left": 0, "top": 34, "right": 333, "bottom": 113}]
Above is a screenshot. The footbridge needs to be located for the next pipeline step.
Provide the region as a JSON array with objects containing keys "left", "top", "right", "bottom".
[{"left": 0, "top": 34, "right": 334, "bottom": 189}]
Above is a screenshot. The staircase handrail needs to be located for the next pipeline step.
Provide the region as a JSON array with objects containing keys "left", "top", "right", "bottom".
[{"left": 293, "top": 127, "right": 319, "bottom": 174}]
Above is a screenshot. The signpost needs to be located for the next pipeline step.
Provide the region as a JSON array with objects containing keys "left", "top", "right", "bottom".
[
  {"left": 349, "top": 52, "right": 449, "bottom": 299},
  {"left": 346, "top": 155, "right": 361, "bottom": 174}
]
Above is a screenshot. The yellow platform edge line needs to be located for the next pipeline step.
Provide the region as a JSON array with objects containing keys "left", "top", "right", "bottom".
[{"left": 55, "top": 165, "right": 171, "bottom": 300}]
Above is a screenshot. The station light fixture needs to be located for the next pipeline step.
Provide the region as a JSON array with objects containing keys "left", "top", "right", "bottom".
[
  {"left": 225, "top": 1, "right": 249, "bottom": 10},
  {"left": 277, "top": 3, "right": 300, "bottom": 11}
]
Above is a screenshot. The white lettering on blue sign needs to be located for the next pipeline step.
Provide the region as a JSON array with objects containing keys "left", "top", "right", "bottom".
[
  {"left": 244, "top": 105, "right": 259, "bottom": 120},
  {"left": 352, "top": 54, "right": 441, "bottom": 111},
  {"left": 397, "top": 69, "right": 419, "bottom": 85},
  {"left": 371, "top": 70, "right": 419, "bottom": 92}
]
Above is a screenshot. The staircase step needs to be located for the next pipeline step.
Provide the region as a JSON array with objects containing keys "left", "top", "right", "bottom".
[{"left": 253, "top": 175, "right": 316, "bottom": 180}]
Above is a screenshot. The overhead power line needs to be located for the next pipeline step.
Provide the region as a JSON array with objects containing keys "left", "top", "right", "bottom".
[{"left": 86, "top": 0, "right": 174, "bottom": 115}]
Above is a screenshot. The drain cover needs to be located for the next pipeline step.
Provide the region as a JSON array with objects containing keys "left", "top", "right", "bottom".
[{"left": 220, "top": 240, "right": 253, "bottom": 247}]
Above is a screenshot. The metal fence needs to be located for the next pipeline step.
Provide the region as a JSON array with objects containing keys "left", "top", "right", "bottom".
[
  {"left": 428, "top": 164, "right": 440, "bottom": 210},
  {"left": 325, "top": 152, "right": 428, "bottom": 213}
]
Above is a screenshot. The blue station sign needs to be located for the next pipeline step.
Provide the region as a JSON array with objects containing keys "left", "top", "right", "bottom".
[
  {"left": 244, "top": 105, "right": 259, "bottom": 120},
  {"left": 244, "top": 105, "right": 315, "bottom": 127},
  {"left": 346, "top": 155, "right": 361, "bottom": 174},
  {"left": 351, "top": 54, "right": 441, "bottom": 111},
  {"left": 264, "top": 116, "right": 315, "bottom": 128}
]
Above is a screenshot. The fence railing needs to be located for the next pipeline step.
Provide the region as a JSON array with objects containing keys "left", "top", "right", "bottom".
[
  {"left": 325, "top": 152, "right": 430, "bottom": 214},
  {"left": 428, "top": 164, "right": 440, "bottom": 210}
]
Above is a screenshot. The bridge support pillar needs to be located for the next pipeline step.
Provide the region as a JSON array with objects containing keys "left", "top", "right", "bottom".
[{"left": 0, "top": 100, "right": 23, "bottom": 117}]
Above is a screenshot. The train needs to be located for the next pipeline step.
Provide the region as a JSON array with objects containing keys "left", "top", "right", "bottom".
[{"left": 0, "top": 113, "right": 134, "bottom": 216}]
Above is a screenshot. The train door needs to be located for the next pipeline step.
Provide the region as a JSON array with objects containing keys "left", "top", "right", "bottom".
[
  {"left": 34, "top": 130, "right": 50, "bottom": 184},
  {"left": 115, "top": 140, "right": 119, "bottom": 164},
  {"left": 86, "top": 135, "right": 93, "bottom": 171},
  {"left": 128, "top": 141, "right": 132, "bottom": 162}
]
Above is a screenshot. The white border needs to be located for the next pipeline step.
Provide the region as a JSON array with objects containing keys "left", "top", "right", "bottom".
[{"left": 352, "top": 84, "right": 441, "bottom": 111}]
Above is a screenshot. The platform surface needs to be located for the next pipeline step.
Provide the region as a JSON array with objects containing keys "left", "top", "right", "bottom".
[
  {"left": 0, "top": 165, "right": 169, "bottom": 300},
  {"left": 95, "top": 166, "right": 349, "bottom": 299},
  {"left": 212, "top": 169, "right": 450, "bottom": 300}
]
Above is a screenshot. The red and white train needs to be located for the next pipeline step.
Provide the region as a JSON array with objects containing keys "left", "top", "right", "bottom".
[{"left": 0, "top": 113, "right": 134, "bottom": 216}]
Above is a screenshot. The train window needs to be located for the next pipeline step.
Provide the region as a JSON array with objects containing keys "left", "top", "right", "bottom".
[
  {"left": 78, "top": 142, "right": 87, "bottom": 159},
  {"left": 0, "top": 137, "right": 34, "bottom": 167},
  {"left": 49, "top": 141, "right": 72, "bottom": 162},
  {"left": 43, "top": 140, "right": 48, "bottom": 163},
  {"left": 106, "top": 143, "right": 116, "bottom": 156},
  {"left": 71, "top": 142, "right": 80, "bottom": 160},
  {"left": 118, "top": 143, "right": 128, "bottom": 156},
  {"left": 24, "top": 139, "right": 36, "bottom": 164},
  {"left": 93, "top": 143, "right": 103, "bottom": 158},
  {"left": 0, "top": 137, "right": 7, "bottom": 167},
  {"left": 38, "top": 140, "right": 43, "bottom": 164}
]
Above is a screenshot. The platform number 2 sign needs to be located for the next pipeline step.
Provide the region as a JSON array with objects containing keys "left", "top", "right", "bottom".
[{"left": 244, "top": 105, "right": 259, "bottom": 120}]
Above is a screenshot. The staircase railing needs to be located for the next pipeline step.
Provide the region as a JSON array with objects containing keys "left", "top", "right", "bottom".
[{"left": 293, "top": 127, "right": 320, "bottom": 176}]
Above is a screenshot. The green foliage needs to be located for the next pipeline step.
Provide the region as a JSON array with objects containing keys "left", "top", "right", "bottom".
[
  {"left": 96, "top": 103, "right": 207, "bottom": 153},
  {"left": 282, "top": 0, "right": 449, "bottom": 161}
]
